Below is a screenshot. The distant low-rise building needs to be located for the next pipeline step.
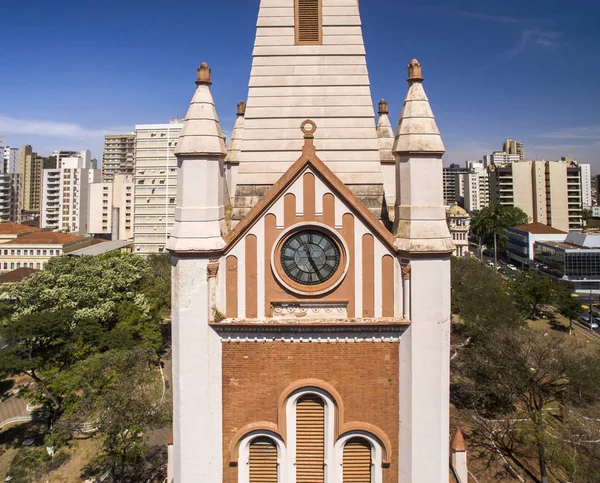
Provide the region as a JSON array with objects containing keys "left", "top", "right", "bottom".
[
  {"left": 0, "top": 230, "right": 91, "bottom": 271},
  {"left": 534, "top": 232, "right": 600, "bottom": 293},
  {"left": 505, "top": 222, "right": 567, "bottom": 266},
  {"left": 446, "top": 205, "right": 470, "bottom": 257}
]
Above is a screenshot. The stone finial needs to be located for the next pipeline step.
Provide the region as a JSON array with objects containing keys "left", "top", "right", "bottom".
[
  {"left": 378, "top": 99, "right": 389, "bottom": 115},
  {"left": 451, "top": 429, "right": 466, "bottom": 452},
  {"left": 237, "top": 101, "right": 246, "bottom": 117},
  {"left": 407, "top": 58, "right": 423, "bottom": 82},
  {"left": 196, "top": 62, "right": 212, "bottom": 85},
  {"left": 300, "top": 119, "right": 317, "bottom": 139}
]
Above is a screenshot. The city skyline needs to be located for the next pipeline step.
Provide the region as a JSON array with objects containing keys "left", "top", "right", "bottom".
[{"left": 0, "top": 0, "right": 598, "bottom": 168}]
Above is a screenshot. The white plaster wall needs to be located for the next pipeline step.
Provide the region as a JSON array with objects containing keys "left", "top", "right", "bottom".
[
  {"left": 171, "top": 257, "right": 223, "bottom": 482},
  {"left": 399, "top": 257, "right": 451, "bottom": 482}
]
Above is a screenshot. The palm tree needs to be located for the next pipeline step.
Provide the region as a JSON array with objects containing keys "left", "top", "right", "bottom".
[{"left": 470, "top": 205, "right": 507, "bottom": 266}]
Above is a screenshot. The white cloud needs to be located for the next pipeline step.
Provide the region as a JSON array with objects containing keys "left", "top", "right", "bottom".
[{"left": 0, "top": 114, "right": 130, "bottom": 140}]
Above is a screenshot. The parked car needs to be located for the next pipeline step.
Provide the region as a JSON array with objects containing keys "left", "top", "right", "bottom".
[
  {"left": 507, "top": 264, "right": 517, "bottom": 271},
  {"left": 579, "top": 316, "right": 599, "bottom": 329}
]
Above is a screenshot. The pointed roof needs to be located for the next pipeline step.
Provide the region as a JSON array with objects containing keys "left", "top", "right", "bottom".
[
  {"left": 225, "top": 101, "right": 245, "bottom": 164},
  {"left": 176, "top": 63, "right": 226, "bottom": 157},
  {"left": 451, "top": 429, "right": 466, "bottom": 452},
  {"left": 377, "top": 99, "right": 395, "bottom": 164},
  {"left": 393, "top": 59, "right": 445, "bottom": 155},
  {"left": 224, "top": 120, "right": 397, "bottom": 252}
]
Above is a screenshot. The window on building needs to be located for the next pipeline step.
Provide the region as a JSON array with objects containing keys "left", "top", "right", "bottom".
[
  {"left": 3, "top": 250, "right": 6, "bottom": 255},
  {"left": 10, "top": 250, "right": 14, "bottom": 255},
  {"left": 295, "top": 0, "right": 322, "bottom": 45},
  {"left": 343, "top": 438, "right": 372, "bottom": 483},
  {"left": 36, "top": 250, "right": 40, "bottom": 255},
  {"left": 296, "top": 394, "right": 325, "bottom": 482},
  {"left": 3, "top": 263, "right": 7, "bottom": 270},
  {"left": 16, "top": 250, "right": 20, "bottom": 256},
  {"left": 248, "top": 437, "right": 278, "bottom": 483},
  {"left": 42, "top": 250, "right": 47, "bottom": 256},
  {"left": 16, "top": 263, "right": 20, "bottom": 269},
  {"left": 49, "top": 250, "right": 54, "bottom": 256},
  {"left": 10, "top": 263, "right": 14, "bottom": 269}
]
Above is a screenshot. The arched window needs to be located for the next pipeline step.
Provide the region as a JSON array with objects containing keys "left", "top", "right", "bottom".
[
  {"left": 295, "top": 0, "right": 322, "bottom": 45},
  {"left": 342, "top": 438, "right": 372, "bottom": 483},
  {"left": 249, "top": 437, "right": 278, "bottom": 483},
  {"left": 296, "top": 394, "right": 325, "bottom": 482},
  {"left": 238, "top": 432, "right": 285, "bottom": 483}
]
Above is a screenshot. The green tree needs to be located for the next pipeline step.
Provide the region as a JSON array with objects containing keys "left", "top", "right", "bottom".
[
  {"left": 451, "top": 257, "right": 523, "bottom": 336},
  {"left": 511, "top": 270, "right": 556, "bottom": 319},
  {"left": 57, "top": 348, "right": 167, "bottom": 483},
  {"left": 470, "top": 204, "right": 529, "bottom": 265},
  {"left": 458, "top": 328, "right": 600, "bottom": 483},
  {"left": 555, "top": 283, "right": 584, "bottom": 335}
]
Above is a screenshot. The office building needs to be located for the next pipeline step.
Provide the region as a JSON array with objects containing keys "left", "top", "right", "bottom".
[
  {"left": 133, "top": 120, "right": 182, "bottom": 255},
  {"left": 442, "top": 163, "right": 468, "bottom": 206},
  {"left": 18, "top": 145, "right": 57, "bottom": 212},
  {"left": 535, "top": 232, "right": 600, "bottom": 293},
  {"left": 167, "top": 1, "right": 454, "bottom": 481},
  {"left": 102, "top": 133, "right": 135, "bottom": 182},
  {"left": 490, "top": 159, "right": 585, "bottom": 232},
  {"left": 502, "top": 138, "right": 524, "bottom": 162},
  {"left": 505, "top": 222, "right": 567, "bottom": 265},
  {"left": 88, "top": 174, "right": 134, "bottom": 239},
  {"left": 41, "top": 151, "right": 100, "bottom": 233}
]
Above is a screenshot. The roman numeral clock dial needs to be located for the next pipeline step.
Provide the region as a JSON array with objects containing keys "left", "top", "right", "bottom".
[{"left": 280, "top": 230, "right": 340, "bottom": 285}]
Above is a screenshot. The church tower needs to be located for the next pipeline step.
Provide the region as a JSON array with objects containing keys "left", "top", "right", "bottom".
[{"left": 169, "top": 1, "right": 453, "bottom": 482}]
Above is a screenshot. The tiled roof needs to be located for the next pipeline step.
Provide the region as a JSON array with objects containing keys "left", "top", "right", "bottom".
[
  {"left": 4, "top": 232, "right": 86, "bottom": 245},
  {"left": 0, "top": 267, "right": 41, "bottom": 283},
  {"left": 0, "top": 223, "right": 42, "bottom": 235},
  {"left": 512, "top": 222, "right": 567, "bottom": 235}
]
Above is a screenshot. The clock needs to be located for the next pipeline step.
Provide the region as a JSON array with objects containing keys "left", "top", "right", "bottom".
[{"left": 280, "top": 230, "right": 340, "bottom": 285}]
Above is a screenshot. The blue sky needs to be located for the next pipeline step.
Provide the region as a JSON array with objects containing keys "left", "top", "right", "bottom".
[{"left": 1, "top": 0, "right": 599, "bottom": 170}]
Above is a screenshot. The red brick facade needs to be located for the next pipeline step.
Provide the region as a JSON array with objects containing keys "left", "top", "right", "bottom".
[{"left": 222, "top": 341, "right": 399, "bottom": 483}]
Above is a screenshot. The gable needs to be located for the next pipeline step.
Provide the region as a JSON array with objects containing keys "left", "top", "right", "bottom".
[{"left": 222, "top": 155, "right": 402, "bottom": 321}]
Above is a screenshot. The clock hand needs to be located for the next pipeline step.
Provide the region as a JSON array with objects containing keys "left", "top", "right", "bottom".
[{"left": 307, "top": 253, "right": 322, "bottom": 280}]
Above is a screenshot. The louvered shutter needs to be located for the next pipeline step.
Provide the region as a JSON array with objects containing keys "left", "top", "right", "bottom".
[
  {"left": 296, "top": 395, "right": 325, "bottom": 482},
  {"left": 296, "top": 0, "right": 321, "bottom": 44},
  {"left": 343, "top": 438, "right": 372, "bottom": 483},
  {"left": 249, "top": 437, "right": 278, "bottom": 483}
]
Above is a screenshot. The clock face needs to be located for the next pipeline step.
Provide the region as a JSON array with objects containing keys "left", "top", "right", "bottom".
[{"left": 280, "top": 230, "right": 340, "bottom": 285}]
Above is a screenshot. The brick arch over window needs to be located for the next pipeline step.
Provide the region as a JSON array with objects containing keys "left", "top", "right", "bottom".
[{"left": 295, "top": 0, "right": 322, "bottom": 45}]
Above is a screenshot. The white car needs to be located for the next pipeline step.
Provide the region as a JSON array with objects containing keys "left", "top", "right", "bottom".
[
  {"left": 507, "top": 264, "right": 517, "bottom": 271},
  {"left": 579, "top": 316, "right": 599, "bottom": 329}
]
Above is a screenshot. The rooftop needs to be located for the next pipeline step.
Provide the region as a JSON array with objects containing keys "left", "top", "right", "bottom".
[
  {"left": 0, "top": 223, "right": 42, "bottom": 236},
  {"left": 5, "top": 231, "right": 87, "bottom": 246},
  {"left": 0, "top": 267, "right": 41, "bottom": 284},
  {"left": 67, "top": 239, "right": 132, "bottom": 257},
  {"left": 511, "top": 222, "right": 567, "bottom": 235}
]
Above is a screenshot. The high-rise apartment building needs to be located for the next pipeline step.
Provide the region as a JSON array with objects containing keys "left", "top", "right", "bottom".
[
  {"left": 502, "top": 138, "right": 524, "bottom": 162},
  {"left": 102, "top": 133, "right": 135, "bottom": 182},
  {"left": 88, "top": 174, "right": 134, "bottom": 239},
  {"left": 461, "top": 162, "right": 490, "bottom": 213},
  {"left": 483, "top": 151, "right": 521, "bottom": 167},
  {"left": 1, "top": 138, "right": 18, "bottom": 174},
  {"left": 133, "top": 120, "right": 182, "bottom": 255},
  {"left": 442, "top": 163, "right": 468, "bottom": 205},
  {"left": 0, "top": 173, "right": 21, "bottom": 223},
  {"left": 18, "top": 145, "right": 57, "bottom": 212},
  {"left": 490, "top": 159, "right": 586, "bottom": 232},
  {"left": 41, "top": 151, "right": 100, "bottom": 233}
]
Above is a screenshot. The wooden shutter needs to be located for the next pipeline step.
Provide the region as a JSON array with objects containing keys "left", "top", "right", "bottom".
[
  {"left": 296, "top": 0, "right": 321, "bottom": 44},
  {"left": 296, "top": 395, "right": 325, "bottom": 482},
  {"left": 249, "top": 437, "right": 278, "bottom": 483},
  {"left": 343, "top": 438, "right": 372, "bottom": 483}
]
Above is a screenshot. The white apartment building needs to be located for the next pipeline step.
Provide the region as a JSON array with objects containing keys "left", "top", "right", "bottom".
[
  {"left": 102, "top": 133, "right": 135, "bottom": 182},
  {"left": 483, "top": 151, "right": 520, "bottom": 167},
  {"left": 133, "top": 120, "right": 182, "bottom": 255},
  {"left": 460, "top": 163, "right": 490, "bottom": 213},
  {"left": 88, "top": 174, "right": 134, "bottom": 239},
  {"left": 1, "top": 139, "right": 18, "bottom": 174},
  {"left": 576, "top": 161, "right": 592, "bottom": 209},
  {"left": 0, "top": 173, "right": 21, "bottom": 223},
  {"left": 41, "top": 150, "right": 100, "bottom": 233}
]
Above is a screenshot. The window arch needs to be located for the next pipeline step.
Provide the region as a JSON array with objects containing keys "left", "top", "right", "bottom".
[
  {"left": 238, "top": 431, "right": 286, "bottom": 483},
  {"left": 334, "top": 432, "right": 384, "bottom": 483},
  {"left": 295, "top": 0, "right": 322, "bottom": 45}
]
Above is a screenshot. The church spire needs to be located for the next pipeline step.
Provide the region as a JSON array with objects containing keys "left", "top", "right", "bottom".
[
  {"left": 392, "top": 59, "right": 452, "bottom": 253},
  {"left": 167, "top": 63, "right": 226, "bottom": 252},
  {"left": 393, "top": 59, "right": 445, "bottom": 156}
]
